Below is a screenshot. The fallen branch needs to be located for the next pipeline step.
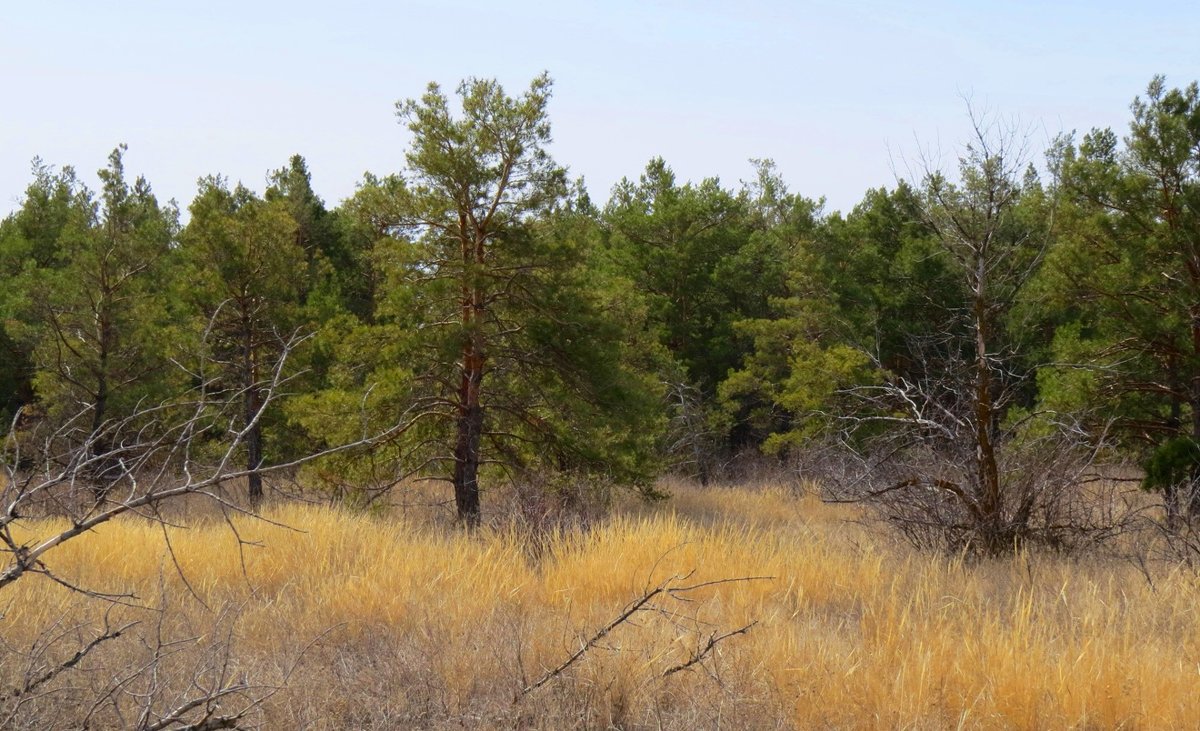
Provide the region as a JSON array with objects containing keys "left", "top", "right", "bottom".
[
  {"left": 661, "top": 621, "right": 758, "bottom": 678},
  {"left": 517, "top": 570, "right": 771, "bottom": 700},
  {"left": 517, "top": 575, "right": 672, "bottom": 698},
  {"left": 5, "top": 618, "right": 138, "bottom": 701}
]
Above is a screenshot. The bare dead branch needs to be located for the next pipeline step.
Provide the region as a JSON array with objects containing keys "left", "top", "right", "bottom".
[
  {"left": 660, "top": 621, "right": 758, "bottom": 678},
  {"left": 516, "top": 569, "right": 771, "bottom": 700}
]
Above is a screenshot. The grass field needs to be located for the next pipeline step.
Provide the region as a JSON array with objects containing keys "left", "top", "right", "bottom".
[{"left": 3, "top": 479, "right": 1199, "bottom": 729}]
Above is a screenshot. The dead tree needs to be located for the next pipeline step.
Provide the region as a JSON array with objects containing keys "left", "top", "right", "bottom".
[
  {"left": 832, "top": 110, "right": 1124, "bottom": 554},
  {"left": 664, "top": 380, "right": 723, "bottom": 485}
]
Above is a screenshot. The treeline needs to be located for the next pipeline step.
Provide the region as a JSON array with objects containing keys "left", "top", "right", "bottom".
[{"left": 2, "top": 74, "right": 1198, "bottom": 542}]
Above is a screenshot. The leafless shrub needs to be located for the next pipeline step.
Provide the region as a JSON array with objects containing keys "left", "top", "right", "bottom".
[
  {"left": 487, "top": 471, "right": 615, "bottom": 561},
  {"left": 0, "top": 587, "right": 316, "bottom": 731},
  {"left": 821, "top": 397, "right": 1144, "bottom": 555},
  {"left": 1, "top": 313, "right": 430, "bottom": 580},
  {"left": 1133, "top": 480, "right": 1200, "bottom": 571},
  {"left": 707, "top": 448, "right": 799, "bottom": 491},
  {"left": 0, "top": 319, "right": 411, "bottom": 728}
]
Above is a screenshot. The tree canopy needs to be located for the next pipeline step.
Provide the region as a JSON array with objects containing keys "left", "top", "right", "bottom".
[{"left": 2, "top": 73, "right": 1198, "bottom": 528}]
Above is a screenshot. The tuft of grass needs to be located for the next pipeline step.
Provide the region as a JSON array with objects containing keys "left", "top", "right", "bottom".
[{"left": 3, "top": 481, "right": 1198, "bottom": 728}]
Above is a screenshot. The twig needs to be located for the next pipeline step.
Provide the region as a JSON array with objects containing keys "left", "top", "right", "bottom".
[
  {"left": 517, "top": 575, "right": 672, "bottom": 698},
  {"left": 661, "top": 621, "right": 758, "bottom": 677},
  {"left": 516, "top": 571, "right": 771, "bottom": 700},
  {"left": 6, "top": 619, "right": 139, "bottom": 700}
]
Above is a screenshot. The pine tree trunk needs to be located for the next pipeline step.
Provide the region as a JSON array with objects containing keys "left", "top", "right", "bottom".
[
  {"left": 1189, "top": 309, "right": 1200, "bottom": 517},
  {"left": 244, "top": 324, "right": 264, "bottom": 509},
  {"left": 245, "top": 395, "right": 263, "bottom": 509},
  {"left": 90, "top": 328, "right": 114, "bottom": 500},
  {"left": 452, "top": 224, "right": 486, "bottom": 528},
  {"left": 90, "top": 371, "right": 112, "bottom": 500},
  {"left": 453, "top": 354, "right": 484, "bottom": 527}
]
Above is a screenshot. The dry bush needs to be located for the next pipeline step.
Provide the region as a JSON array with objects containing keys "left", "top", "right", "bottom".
[
  {"left": 831, "top": 438, "right": 1143, "bottom": 555},
  {"left": 0, "top": 591, "right": 282, "bottom": 730},
  {"left": 484, "top": 473, "right": 616, "bottom": 562},
  {"left": 0, "top": 324, "right": 415, "bottom": 729},
  {"left": 1129, "top": 480, "right": 1200, "bottom": 571}
]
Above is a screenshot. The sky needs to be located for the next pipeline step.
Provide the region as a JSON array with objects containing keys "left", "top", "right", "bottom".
[{"left": 1, "top": 1, "right": 1197, "bottom": 217}]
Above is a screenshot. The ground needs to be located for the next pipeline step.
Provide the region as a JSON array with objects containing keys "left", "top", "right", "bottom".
[{"left": 3, "top": 477, "right": 1198, "bottom": 729}]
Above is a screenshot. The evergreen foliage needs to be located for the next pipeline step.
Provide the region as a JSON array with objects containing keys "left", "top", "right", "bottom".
[{"left": 1, "top": 73, "right": 1197, "bottom": 521}]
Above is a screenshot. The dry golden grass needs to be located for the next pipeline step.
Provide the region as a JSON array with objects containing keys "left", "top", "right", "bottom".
[{"left": 3, "top": 479, "right": 1199, "bottom": 729}]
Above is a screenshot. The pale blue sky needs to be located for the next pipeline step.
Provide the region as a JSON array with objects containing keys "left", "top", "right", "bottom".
[{"left": 1, "top": 1, "right": 1196, "bottom": 216}]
